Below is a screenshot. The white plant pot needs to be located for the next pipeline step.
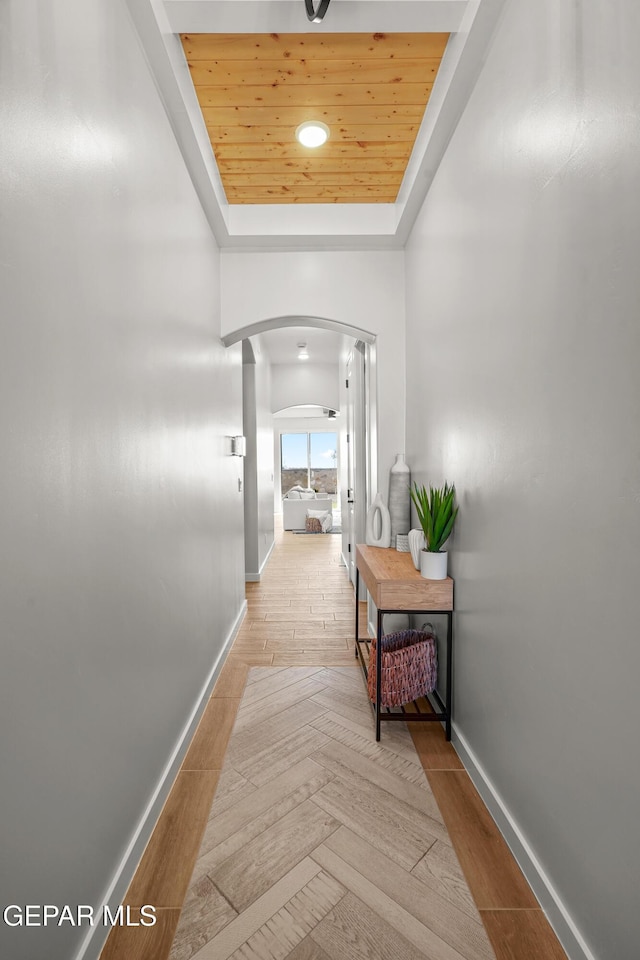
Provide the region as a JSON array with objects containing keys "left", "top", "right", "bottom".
[
  {"left": 408, "top": 529, "right": 426, "bottom": 570},
  {"left": 420, "top": 550, "right": 448, "bottom": 580}
]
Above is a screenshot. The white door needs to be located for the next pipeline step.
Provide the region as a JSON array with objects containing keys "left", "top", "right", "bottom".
[{"left": 342, "top": 343, "right": 367, "bottom": 588}]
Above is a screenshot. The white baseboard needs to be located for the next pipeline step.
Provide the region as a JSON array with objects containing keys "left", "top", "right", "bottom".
[
  {"left": 452, "top": 725, "right": 597, "bottom": 960},
  {"left": 261, "top": 537, "right": 275, "bottom": 571},
  {"left": 245, "top": 537, "right": 275, "bottom": 582},
  {"left": 74, "top": 599, "right": 247, "bottom": 960}
]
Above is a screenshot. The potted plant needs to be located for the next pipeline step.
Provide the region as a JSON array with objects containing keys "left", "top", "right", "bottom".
[{"left": 410, "top": 482, "right": 458, "bottom": 579}]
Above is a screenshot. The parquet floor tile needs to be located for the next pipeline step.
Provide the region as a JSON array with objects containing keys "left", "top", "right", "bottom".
[
  {"left": 102, "top": 523, "right": 568, "bottom": 960},
  {"left": 170, "top": 662, "right": 496, "bottom": 960}
]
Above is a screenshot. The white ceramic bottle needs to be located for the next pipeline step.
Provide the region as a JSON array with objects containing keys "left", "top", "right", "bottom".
[
  {"left": 388, "top": 453, "right": 411, "bottom": 548},
  {"left": 365, "top": 492, "right": 391, "bottom": 548},
  {"left": 408, "top": 528, "right": 426, "bottom": 570}
]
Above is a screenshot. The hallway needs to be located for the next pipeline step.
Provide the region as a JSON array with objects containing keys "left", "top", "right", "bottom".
[
  {"left": 102, "top": 526, "right": 567, "bottom": 960},
  {"left": 4, "top": 4, "right": 638, "bottom": 958}
]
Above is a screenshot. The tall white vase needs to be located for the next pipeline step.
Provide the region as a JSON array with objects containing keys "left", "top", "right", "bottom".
[
  {"left": 365, "top": 492, "right": 391, "bottom": 548},
  {"left": 388, "top": 453, "right": 411, "bottom": 548}
]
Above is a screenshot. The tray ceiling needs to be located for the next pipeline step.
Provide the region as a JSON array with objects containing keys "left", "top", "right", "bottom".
[{"left": 180, "top": 32, "right": 450, "bottom": 205}]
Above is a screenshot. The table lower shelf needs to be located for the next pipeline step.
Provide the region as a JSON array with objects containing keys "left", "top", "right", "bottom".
[{"left": 355, "top": 636, "right": 450, "bottom": 726}]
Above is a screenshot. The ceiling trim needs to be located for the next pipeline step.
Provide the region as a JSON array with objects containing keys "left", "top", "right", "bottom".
[
  {"left": 125, "top": 0, "right": 231, "bottom": 240},
  {"left": 164, "top": 1, "right": 467, "bottom": 35},
  {"left": 221, "top": 315, "right": 376, "bottom": 348},
  {"left": 125, "top": 0, "right": 508, "bottom": 250}
]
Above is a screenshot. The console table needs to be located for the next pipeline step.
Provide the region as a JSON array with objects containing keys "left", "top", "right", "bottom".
[{"left": 355, "top": 544, "right": 454, "bottom": 742}]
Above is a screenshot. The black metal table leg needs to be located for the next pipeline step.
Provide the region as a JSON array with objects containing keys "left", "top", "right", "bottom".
[
  {"left": 445, "top": 610, "right": 453, "bottom": 741},
  {"left": 354, "top": 568, "right": 360, "bottom": 658},
  {"left": 375, "top": 608, "right": 383, "bottom": 741}
]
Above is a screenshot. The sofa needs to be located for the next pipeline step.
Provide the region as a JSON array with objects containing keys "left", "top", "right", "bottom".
[{"left": 282, "top": 489, "right": 333, "bottom": 530}]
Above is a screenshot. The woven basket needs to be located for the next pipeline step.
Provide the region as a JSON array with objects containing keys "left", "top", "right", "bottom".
[
  {"left": 367, "top": 627, "right": 437, "bottom": 708},
  {"left": 305, "top": 516, "right": 323, "bottom": 533}
]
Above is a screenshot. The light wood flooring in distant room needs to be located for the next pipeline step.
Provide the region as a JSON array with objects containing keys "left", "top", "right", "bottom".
[{"left": 100, "top": 521, "right": 568, "bottom": 960}]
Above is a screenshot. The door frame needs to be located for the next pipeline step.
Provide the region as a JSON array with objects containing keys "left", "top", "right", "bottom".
[
  {"left": 342, "top": 339, "right": 377, "bottom": 591},
  {"left": 224, "top": 315, "right": 377, "bottom": 585}
]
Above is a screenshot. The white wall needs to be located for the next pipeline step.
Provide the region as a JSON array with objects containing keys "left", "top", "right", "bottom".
[
  {"left": 221, "top": 250, "right": 406, "bottom": 502},
  {"left": 0, "top": 3, "right": 244, "bottom": 959},
  {"left": 243, "top": 339, "right": 274, "bottom": 579},
  {"left": 404, "top": 2, "right": 640, "bottom": 958},
  {"left": 271, "top": 363, "right": 339, "bottom": 413}
]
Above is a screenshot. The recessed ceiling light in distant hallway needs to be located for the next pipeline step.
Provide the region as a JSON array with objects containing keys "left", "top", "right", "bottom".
[{"left": 295, "top": 121, "right": 330, "bottom": 148}]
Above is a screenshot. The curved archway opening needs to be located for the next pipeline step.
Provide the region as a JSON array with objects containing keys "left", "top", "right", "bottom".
[
  {"left": 273, "top": 403, "right": 338, "bottom": 417},
  {"left": 233, "top": 315, "right": 376, "bottom": 589},
  {"left": 222, "top": 314, "right": 375, "bottom": 348}
]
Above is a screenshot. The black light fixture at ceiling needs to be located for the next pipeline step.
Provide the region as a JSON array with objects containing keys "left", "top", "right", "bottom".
[{"left": 305, "top": 0, "right": 331, "bottom": 23}]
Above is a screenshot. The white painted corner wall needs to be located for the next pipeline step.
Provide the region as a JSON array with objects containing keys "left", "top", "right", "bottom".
[
  {"left": 221, "top": 250, "right": 406, "bottom": 503},
  {"left": 242, "top": 338, "right": 275, "bottom": 580},
  {"left": 0, "top": 3, "right": 245, "bottom": 959},
  {"left": 404, "top": 1, "right": 640, "bottom": 958},
  {"left": 271, "top": 363, "right": 340, "bottom": 414}
]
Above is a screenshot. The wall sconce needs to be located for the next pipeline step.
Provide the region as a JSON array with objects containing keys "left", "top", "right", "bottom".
[{"left": 231, "top": 436, "right": 246, "bottom": 457}]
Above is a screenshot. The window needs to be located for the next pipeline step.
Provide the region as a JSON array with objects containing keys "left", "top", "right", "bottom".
[{"left": 281, "top": 432, "right": 337, "bottom": 497}]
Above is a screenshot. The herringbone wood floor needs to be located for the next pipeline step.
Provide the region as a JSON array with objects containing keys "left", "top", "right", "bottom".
[
  {"left": 169, "top": 663, "right": 496, "bottom": 960},
  {"left": 101, "top": 523, "right": 568, "bottom": 960}
]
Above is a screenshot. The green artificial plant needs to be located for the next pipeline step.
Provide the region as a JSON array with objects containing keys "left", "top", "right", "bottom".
[{"left": 410, "top": 482, "right": 459, "bottom": 553}]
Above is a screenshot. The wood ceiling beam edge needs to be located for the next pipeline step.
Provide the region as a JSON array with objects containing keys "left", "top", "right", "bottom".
[
  {"left": 226, "top": 187, "right": 400, "bottom": 196},
  {"left": 201, "top": 106, "right": 426, "bottom": 123},
  {"left": 216, "top": 159, "right": 408, "bottom": 173},
  {"left": 221, "top": 177, "right": 404, "bottom": 186},
  {"left": 213, "top": 144, "right": 414, "bottom": 160},
  {"left": 194, "top": 83, "right": 434, "bottom": 108},
  {"left": 207, "top": 125, "right": 419, "bottom": 143},
  {"left": 180, "top": 33, "right": 450, "bottom": 61},
  {"left": 187, "top": 59, "right": 442, "bottom": 86},
  {"left": 226, "top": 197, "right": 400, "bottom": 203}
]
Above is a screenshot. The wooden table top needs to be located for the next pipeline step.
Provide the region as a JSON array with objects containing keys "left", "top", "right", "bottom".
[{"left": 355, "top": 544, "right": 454, "bottom": 611}]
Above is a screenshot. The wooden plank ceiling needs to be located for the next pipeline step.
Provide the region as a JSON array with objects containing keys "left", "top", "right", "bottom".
[{"left": 180, "top": 32, "right": 449, "bottom": 205}]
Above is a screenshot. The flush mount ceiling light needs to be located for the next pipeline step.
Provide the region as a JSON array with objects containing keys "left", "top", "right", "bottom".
[
  {"left": 297, "top": 342, "right": 310, "bottom": 360},
  {"left": 305, "top": 0, "right": 331, "bottom": 23},
  {"left": 295, "top": 120, "right": 330, "bottom": 149}
]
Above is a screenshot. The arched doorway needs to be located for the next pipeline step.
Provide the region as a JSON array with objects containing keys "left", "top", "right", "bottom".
[
  {"left": 226, "top": 316, "right": 376, "bottom": 589},
  {"left": 221, "top": 315, "right": 375, "bottom": 349}
]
